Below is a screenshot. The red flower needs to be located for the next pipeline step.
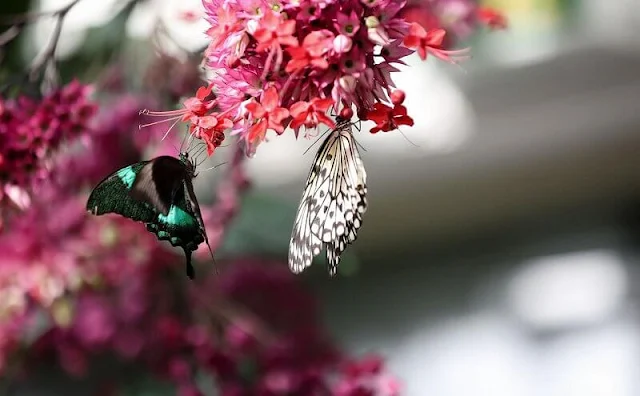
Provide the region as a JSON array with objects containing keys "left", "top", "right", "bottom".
[
  {"left": 253, "top": 11, "right": 299, "bottom": 52},
  {"left": 477, "top": 7, "right": 508, "bottom": 30},
  {"left": 192, "top": 114, "right": 232, "bottom": 155},
  {"left": 285, "top": 30, "right": 333, "bottom": 73},
  {"left": 181, "top": 84, "right": 217, "bottom": 122},
  {"left": 365, "top": 102, "right": 414, "bottom": 133},
  {"left": 403, "top": 24, "right": 470, "bottom": 64},
  {"left": 245, "top": 87, "right": 289, "bottom": 144},
  {"left": 289, "top": 98, "right": 335, "bottom": 134}
]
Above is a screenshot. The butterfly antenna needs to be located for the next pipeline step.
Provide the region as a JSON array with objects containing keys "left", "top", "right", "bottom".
[
  {"left": 303, "top": 127, "right": 332, "bottom": 155},
  {"left": 397, "top": 126, "right": 420, "bottom": 148}
]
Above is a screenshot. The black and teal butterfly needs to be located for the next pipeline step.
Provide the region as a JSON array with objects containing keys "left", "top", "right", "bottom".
[{"left": 86, "top": 152, "right": 213, "bottom": 279}]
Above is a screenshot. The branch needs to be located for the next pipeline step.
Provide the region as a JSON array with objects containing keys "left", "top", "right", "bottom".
[{"left": 28, "top": 0, "right": 83, "bottom": 80}]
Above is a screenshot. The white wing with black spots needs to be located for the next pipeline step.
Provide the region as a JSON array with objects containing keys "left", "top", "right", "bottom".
[{"left": 288, "top": 119, "right": 368, "bottom": 276}]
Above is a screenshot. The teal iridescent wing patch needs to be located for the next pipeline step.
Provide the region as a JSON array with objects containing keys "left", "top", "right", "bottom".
[{"left": 86, "top": 154, "right": 211, "bottom": 279}]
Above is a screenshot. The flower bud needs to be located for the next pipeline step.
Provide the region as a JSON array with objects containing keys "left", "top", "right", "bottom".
[
  {"left": 390, "top": 90, "right": 406, "bottom": 105},
  {"left": 333, "top": 34, "right": 353, "bottom": 53}
]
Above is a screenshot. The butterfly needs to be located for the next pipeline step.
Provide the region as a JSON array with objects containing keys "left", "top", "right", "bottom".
[
  {"left": 86, "top": 152, "right": 213, "bottom": 279},
  {"left": 289, "top": 117, "right": 368, "bottom": 276}
]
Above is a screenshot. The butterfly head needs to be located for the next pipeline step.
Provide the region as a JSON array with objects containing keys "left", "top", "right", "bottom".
[
  {"left": 334, "top": 115, "right": 361, "bottom": 133},
  {"left": 335, "top": 116, "right": 351, "bottom": 127}
]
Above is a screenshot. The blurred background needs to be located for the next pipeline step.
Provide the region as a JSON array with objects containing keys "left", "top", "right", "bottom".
[
  {"left": 255, "top": 0, "right": 640, "bottom": 394},
  {"left": 3, "top": 0, "right": 640, "bottom": 395}
]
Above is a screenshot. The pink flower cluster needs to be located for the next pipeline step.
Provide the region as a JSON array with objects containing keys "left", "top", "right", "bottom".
[
  {"left": 0, "top": 81, "right": 96, "bottom": 188},
  {"left": 14, "top": 261, "right": 400, "bottom": 395},
  {"left": 147, "top": 0, "right": 474, "bottom": 155},
  {"left": 0, "top": 81, "right": 97, "bottom": 229}
]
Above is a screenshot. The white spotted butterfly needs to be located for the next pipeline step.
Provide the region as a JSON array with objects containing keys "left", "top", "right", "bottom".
[{"left": 288, "top": 117, "right": 367, "bottom": 276}]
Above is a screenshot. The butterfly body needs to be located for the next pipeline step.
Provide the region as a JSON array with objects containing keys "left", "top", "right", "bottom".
[
  {"left": 289, "top": 118, "right": 367, "bottom": 276},
  {"left": 86, "top": 153, "right": 210, "bottom": 279}
]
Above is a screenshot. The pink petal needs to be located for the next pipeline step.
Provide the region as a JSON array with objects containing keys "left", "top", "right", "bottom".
[
  {"left": 278, "top": 36, "right": 299, "bottom": 47},
  {"left": 270, "top": 107, "right": 289, "bottom": 122},
  {"left": 280, "top": 19, "right": 297, "bottom": 36},
  {"left": 408, "top": 22, "right": 427, "bottom": 38},
  {"left": 262, "top": 87, "right": 279, "bottom": 112},
  {"left": 245, "top": 101, "right": 265, "bottom": 118},
  {"left": 262, "top": 11, "right": 280, "bottom": 30},
  {"left": 426, "top": 28, "right": 446, "bottom": 46},
  {"left": 310, "top": 98, "right": 334, "bottom": 112},
  {"left": 316, "top": 112, "right": 336, "bottom": 128},
  {"left": 289, "top": 101, "right": 310, "bottom": 117}
]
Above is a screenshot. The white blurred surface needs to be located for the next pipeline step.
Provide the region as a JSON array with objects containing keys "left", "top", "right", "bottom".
[{"left": 507, "top": 250, "right": 627, "bottom": 330}]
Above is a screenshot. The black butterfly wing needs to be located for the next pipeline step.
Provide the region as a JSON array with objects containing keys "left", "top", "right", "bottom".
[
  {"left": 130, "top": 156, "right": 189, "bottom": 216},
  {"left": 144, "top": 180, "right": 205, "bottom": 279},
  {"left": 86, "top": 161, "right": 157, "bottom": 223}
]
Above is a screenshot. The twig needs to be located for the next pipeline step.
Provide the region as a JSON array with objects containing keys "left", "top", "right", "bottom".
[
  {"left": 0, "top": 25, "right": 22, "bottom": 47},
  {"left": 28, "top": 0, "right": 83, "bottom": 80}
]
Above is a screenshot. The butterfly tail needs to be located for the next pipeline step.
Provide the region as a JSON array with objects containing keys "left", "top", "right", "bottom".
[{"left": 184, "top": 249, "right": 195, "bottom": 279}]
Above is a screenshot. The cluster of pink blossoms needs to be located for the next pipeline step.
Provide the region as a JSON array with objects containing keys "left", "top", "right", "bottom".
[
  {"left": 0, "top": 81, "right": 96, "bottom": 187},
  {"left": 152, "top": 0, "right": 482, "bottom": 155},
  {"left": 0, "top": 81, "right": 97, "bottom": 228}
]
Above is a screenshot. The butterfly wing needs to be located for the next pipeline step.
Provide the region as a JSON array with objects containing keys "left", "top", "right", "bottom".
[
  {"left": 86, "top": 161, "right": 158, "bottom": 223},
  {"left": 289, "top": 192, "right": 324, "bottom": 274},
  {"left": 130, "top": 156, "right": 189, "bottom": 216},
  {"left": 325, "top": 138, "right": 367, "bottom": 276},
  {"left": 288, "top": 121, "right": 367, "bottom": 276}
]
